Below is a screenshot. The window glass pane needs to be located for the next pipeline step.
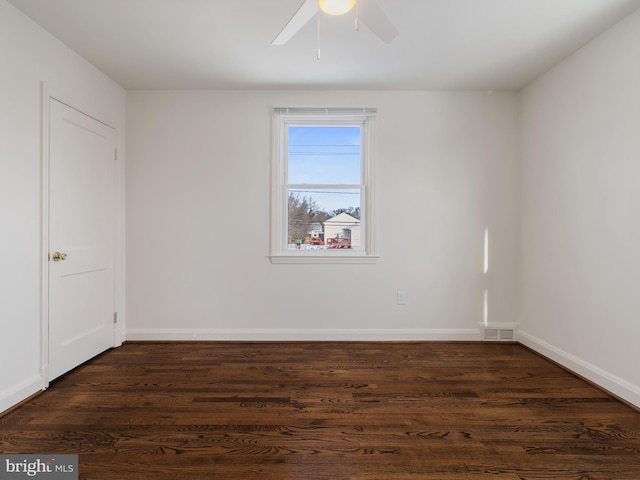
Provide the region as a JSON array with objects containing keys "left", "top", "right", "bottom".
[
  {"left": 287, "top": 188, "right": 362, "bottom": 251},
  {"left": 288, "top": 126, "right": 361, "bottom": 184}
]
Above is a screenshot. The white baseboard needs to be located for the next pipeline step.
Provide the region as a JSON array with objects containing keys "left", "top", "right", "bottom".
[
  {"left": 517, "top": 330, "right": 640, "bottom": 409},
  {"left": 126, "top": 328, "right": 482, "bottom": 342},
  {"left": 0, "top": 374, "right": 42, "bottom": 415}
]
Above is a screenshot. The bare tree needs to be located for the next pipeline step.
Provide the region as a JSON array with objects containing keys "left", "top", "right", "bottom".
[
  {"left": 330, "top": 206, "right": 361, "bottom": 220},
  {"left": 288, "top": 193, "right": 330, "bottom": 243}
]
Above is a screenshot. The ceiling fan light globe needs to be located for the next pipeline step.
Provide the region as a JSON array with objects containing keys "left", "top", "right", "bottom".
[{"left": 318, "top": 0, "right": 356, "bottom": 16}]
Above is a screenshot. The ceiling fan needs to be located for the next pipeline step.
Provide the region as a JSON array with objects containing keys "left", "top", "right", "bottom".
[{"left": 272, "top": 0, "right": 399, "bottom": 46}]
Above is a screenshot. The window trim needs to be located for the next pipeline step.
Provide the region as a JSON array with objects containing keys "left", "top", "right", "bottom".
[{"left": 270, "top": 107, "right": 378, "bottom": 264}]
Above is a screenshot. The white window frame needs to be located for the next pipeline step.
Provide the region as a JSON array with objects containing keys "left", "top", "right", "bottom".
[{"left": 270, "top": 107, "right": 378, "bottom": 264}]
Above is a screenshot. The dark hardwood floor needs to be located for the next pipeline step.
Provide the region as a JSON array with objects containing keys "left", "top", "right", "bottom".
[{"left": 1, "top": 342, "right": 639, "bottom": 479}]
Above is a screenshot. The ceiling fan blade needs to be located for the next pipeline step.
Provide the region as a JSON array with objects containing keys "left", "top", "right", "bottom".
[
  {"left": 272, "top": 0, "right": 319, "bottom": 45},
  {"left": 358, "top": 0, "right": 399, "bottom": 44}
]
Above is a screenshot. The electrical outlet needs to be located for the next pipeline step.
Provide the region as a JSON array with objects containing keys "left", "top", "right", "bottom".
[{"left": 397, "top": 291, "right": 407, "bottom": 305}]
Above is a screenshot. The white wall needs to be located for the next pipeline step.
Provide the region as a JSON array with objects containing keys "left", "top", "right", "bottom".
[
  {"left": 519, "top": 9, "right": 640, "bottom": 407},
  {"left": 126, "top": 90, "right": 519, "bottom": 341},
  {"left": 0, "top": 0, "right": 126, "bottom": 413}
]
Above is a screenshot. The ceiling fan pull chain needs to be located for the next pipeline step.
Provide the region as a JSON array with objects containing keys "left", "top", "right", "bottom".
[
  {"left": 355, "top": 0, "right": 359, "bottom": 31},
  {"left": 317, "top": 12, "right": 321, "bottom": 60}
]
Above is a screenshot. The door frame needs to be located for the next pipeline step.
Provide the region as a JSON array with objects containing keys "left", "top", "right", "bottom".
[{"left": 40, "top": 82, "right": 126, "bottom": 389}]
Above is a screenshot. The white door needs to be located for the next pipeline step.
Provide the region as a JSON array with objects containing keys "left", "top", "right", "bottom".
[{"left": 48, "top": 98, "right": 116, "bottom": 381}]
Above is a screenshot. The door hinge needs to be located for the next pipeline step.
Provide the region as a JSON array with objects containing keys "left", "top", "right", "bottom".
[
  {"left": 113, "top": 312, "right": 118, "bottom": 323},
  {"left": 114, "top": 148, "right": 118, "bottom": 160}
]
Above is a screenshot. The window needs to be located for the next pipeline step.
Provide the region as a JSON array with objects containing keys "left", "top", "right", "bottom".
[{"left": 270, "top": 107, "right": 378, "bottom": 263}]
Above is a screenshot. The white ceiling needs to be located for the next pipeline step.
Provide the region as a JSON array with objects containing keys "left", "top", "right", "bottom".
[{"left": 8, "top": 0, "right": 640, "bottom": 90}]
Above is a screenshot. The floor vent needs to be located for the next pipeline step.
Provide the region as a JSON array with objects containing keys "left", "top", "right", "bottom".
[{"left": 482, "top": 324, "right": 517, "bottom": 342}]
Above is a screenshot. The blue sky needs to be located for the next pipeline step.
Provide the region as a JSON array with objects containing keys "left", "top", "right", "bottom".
[{"left": 288, "top": 125, "right": 361, "bottom": 213}]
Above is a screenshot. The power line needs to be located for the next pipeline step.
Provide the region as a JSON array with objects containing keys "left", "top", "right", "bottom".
[
  {"left": 289, "top": 153, "right": 360, "bottom": 156},
  {"left": 289, "top": 190, "right": 360, "bottom": 195}
]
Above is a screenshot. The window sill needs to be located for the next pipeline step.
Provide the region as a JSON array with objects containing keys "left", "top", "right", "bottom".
[{"left": 269, "top": 254, "right": 379, "bottom": 264}]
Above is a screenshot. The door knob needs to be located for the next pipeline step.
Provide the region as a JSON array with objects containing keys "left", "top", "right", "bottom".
[{"left": 51, "top": 252, "right": 68, "bottom": 262}]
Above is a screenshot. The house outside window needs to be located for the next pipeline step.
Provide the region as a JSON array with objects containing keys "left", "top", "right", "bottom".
[{"left": 270, "top": 107, "right": 378, "bottom": 264}]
